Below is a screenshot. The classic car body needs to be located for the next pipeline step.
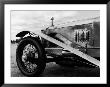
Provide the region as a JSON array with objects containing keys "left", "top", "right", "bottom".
[{"left": 16, "top": 17, "right": 100, "bottom": 76}]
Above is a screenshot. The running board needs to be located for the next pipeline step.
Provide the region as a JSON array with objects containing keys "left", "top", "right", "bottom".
[{"left": 35, "top": 32, "right": 100, "bottom": 67}]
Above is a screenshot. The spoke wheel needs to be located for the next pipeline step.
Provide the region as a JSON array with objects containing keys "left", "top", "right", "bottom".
[{"left": 16, "top": 37, "right": 46, "bottom": 76}]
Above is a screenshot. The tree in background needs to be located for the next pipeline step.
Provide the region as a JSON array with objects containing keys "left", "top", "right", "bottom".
[{"left": 11, "top": 39, "right": 20, "bottom": 44}]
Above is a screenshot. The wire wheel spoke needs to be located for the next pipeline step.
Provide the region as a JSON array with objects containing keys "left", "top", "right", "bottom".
[
  {"left": 24, "top": 61, "right": 37, "bottom": 72},
  {"left": 22, "top": 44, "right": 39, "bottom": 72}
]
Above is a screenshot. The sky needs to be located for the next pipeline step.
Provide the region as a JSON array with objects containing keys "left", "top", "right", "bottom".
[{"left": 11, "top": 10, "right": 99, "bottom": 40}]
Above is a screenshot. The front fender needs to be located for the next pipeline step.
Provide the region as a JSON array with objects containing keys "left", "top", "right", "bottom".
[
  {"left": 16, "top": 31, "right": 43, "bottom": 43},
  {"left": 16, "top": 31, "right": 40, "bottom": 38},
  {"left": 16, "top": 31, "right": 31, "bottom": 37}
]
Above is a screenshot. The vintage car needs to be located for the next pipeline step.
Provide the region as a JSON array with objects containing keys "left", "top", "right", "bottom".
[{"left": 16, "top": 17, "right": 100, "bottom": 76}]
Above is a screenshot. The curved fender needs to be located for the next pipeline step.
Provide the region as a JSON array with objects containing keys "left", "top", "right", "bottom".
[
  {"left": 16, "top": 31, "right": 39, "bottom": 38},
  {"left": 16, "top": 31, "right": 31, "bottom": 37},
  {"left": 16, "top": 31, "right": 43, "bottom": 44}
]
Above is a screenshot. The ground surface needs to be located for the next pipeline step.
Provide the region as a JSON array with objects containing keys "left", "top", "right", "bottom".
[{"left": 11, "top": 43, "right": 100, "bottom": 77}]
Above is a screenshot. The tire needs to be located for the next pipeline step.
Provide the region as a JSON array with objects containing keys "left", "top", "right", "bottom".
[{"left": 16, "top": 37, "right": 46, "bottom": 77}]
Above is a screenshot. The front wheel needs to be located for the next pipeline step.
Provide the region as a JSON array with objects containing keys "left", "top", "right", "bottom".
[{"left": 16, "top": 37, "right": 46, "bottom": 77}]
